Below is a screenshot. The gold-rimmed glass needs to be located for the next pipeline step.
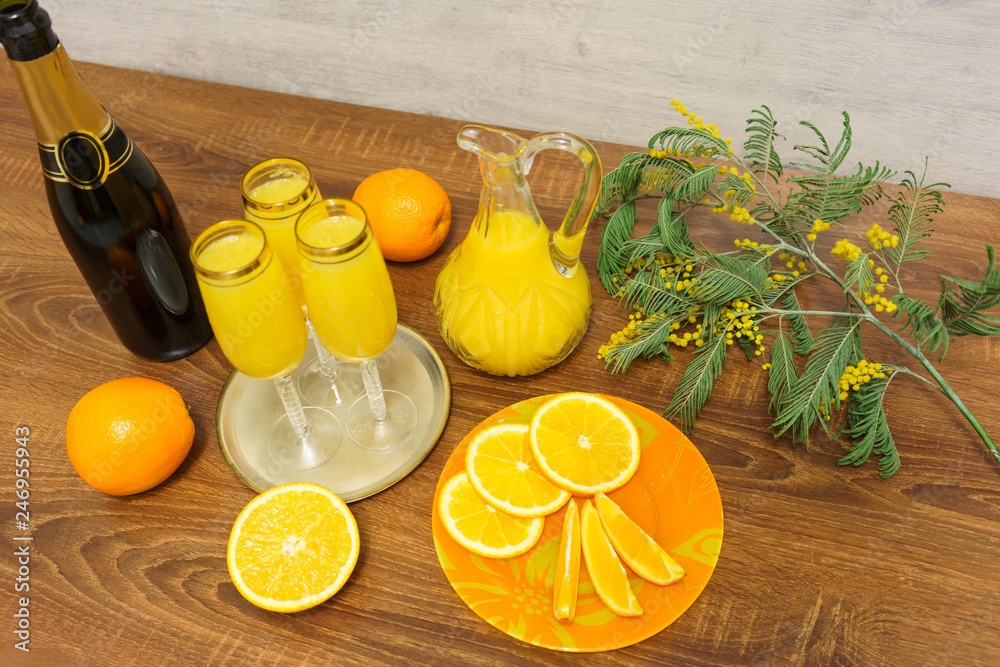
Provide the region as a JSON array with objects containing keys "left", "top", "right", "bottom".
[
  {"left": 191, "top": 219, "right": 341, "bottom": 470},
  {"left": 296, "top": 199, "right": 417, "bottom": 452},
  {"left": 241, "top": 158, "right": 362, "bottom": 408}
]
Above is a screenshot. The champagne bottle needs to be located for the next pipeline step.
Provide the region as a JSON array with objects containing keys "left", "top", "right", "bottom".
[{"left": 0, "top": 1, "right": 212, "bottom": 361}]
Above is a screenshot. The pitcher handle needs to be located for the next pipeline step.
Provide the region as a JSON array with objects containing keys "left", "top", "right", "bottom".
[{"left": 523, "top": 132, "right": 602, "bottom": 275}]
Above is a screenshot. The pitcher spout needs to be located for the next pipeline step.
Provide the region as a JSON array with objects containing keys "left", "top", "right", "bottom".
[
  {"left": 458, "top": 124, "right": 542, "bottom": 241},
  {"left": 457, "top": 125, "right": 528, "bottom": 163}
]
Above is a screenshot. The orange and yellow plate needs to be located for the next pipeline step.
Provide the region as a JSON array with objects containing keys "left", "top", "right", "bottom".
[{"left": 431, "top": 394, "right": 724, "bottom": 652}]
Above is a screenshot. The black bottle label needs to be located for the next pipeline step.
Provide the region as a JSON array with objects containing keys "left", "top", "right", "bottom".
[{"left": 38, "top": 118, "right": 134, "bottom": 190}]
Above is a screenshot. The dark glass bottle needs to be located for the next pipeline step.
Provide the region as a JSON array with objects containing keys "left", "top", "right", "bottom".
[{"left": 0, "top": 0, "right": 212, "bottom": 361}]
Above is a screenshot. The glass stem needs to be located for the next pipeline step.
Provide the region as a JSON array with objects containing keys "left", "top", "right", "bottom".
[
  {"left": 361, "top": 359, "right": 388, "bottom": 422},
  {"left": 306, "top": 317, "right": 342, "bottom": 379},
  {"left": 274, "top": 374, "right": 311, "bottom": 439}
]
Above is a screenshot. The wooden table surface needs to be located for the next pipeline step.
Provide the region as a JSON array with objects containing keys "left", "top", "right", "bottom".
[{"left": 2, "top": 62, "right": 999, "bottom": 666}]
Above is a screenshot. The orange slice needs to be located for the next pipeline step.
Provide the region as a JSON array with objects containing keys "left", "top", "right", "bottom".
[
  {"left": 227, "top": 483, "right": 360, "bottom": 613},
  {"left": 595, "top": 491, "right": 685, "bottom": 586},
  {"left": 529, "top": 393, "right": 640, "bottom": 495},
  {"left": 465, "top": 423, "right": 571, "bottom": 518},
  {"left": 438, "top": 472, "right": 544, "bottom": 559},
  {"left": 580, "top": 499, "right": 643, "bottom": 616},
  {"left": 553, "top": 499, "right": 581, "bottom": 621}
]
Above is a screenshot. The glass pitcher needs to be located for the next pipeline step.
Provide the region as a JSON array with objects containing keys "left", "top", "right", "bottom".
[{"left": 433, "top": 125, "right": 602, "bottom": 377}]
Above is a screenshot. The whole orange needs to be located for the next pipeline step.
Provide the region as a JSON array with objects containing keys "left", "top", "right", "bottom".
[
  {"left": 66, "top": 377, "right": 195, "bottom": 496},
  {"left": 352, "top": 168, "right": 452, "bottom": 262}
]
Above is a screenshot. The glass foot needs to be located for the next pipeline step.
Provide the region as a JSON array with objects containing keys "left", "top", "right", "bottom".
[
  {"left": 268, "top": 407, "right": 343, "bottom": 471},
  {"left": 347, "top": 390, "right": 417, "bottom": 452},
  {"left": 297, "top": 358, "right": 364, "bottom": 407}
]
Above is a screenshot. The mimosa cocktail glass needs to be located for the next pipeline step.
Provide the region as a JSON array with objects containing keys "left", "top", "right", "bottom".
[
  {"left": 241, "top": 158, "right": 361, "bottom": 408},
  {"left": 296, "top": 199, "right": 417, "bottom": 452},
  {"left": 191, "top": 220, "right": 341, "bottom": 470}
]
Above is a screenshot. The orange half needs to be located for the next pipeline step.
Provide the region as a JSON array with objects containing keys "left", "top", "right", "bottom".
[{"left": 227, "top": 483, "right": 360, "bottom": 613}]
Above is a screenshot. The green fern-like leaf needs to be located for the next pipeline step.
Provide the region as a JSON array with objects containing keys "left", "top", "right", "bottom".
[
  {"left": 770, "top": 115, "right": 892, "bottom": 236},
  {"left": 749, "top": 196, "right": 784, "bottom": 234},
  {"left": 649, "top": 127, "right": 729, "bottom": 160},
  {"left": 618, "top": 263, "right": 698, "bottom": 319},
  {"left": 939, "top": 245, "right": 1000, "bottom": 337},
  {"left": 885, "top": 165, "right": 948, "bottom": 268},
  {"left": 597, "top": 201, "right": 637, "bottom": 293},
  {"left": 837, "top": 372, "right": 901, "bottom": 477},
  {"left": 761, "top": 271, "right": 811, "bottom": 307},
  {"left": 632, "top": 156, "right": 726, "bottom": 205},
  {"left": 625, "top": 233, "right": 668, "bottom": 267},
  {"left": 675, "top": 164, "right": 722, "bottom": 203},
  {"left": 783, "top": 162, "right": 893, "bottom": 233},
  {"left": 743, "top": 105, "right": 784, "bottom": 184},
  {"left": 791, "top": 113, "right": 852, "bottom": 173},
  {"left": 781, "top": 288, "right": 816, "bottom": 354},
  {"left": 845, "top": 253, "right": 875, "bottom": 296},
  {"left": 640, "top": 155, "right": 697, "bottom": 195},
  {"left": 692, "top": 254, "right": 768, "bottom": 306},
  {"left": 657, "top": 196, "right": 696, "bottom": 259},
  {"left": 603, "top": 313, "right": 676, "bottom": 373},
  {"left": 595, "top": 152, "right": 646, "bottom": 214},
  {"left": 665, "top": 334, "right": 728, "bottom": 433},
  {"left": 717, "top": 172, "right": 757, "bottom": 210},
  {"left": 891, "top": 293, "right": 950, "bottom": 359},
  {"left": 831, "top": 311, "right": 866, "bottom": 358},
  {"left": 699, "top": 302, "right": 725, "bottom": 344},
  {"left": 767, "top": 332, "right": 798, "bottom": 415},
  {"left": 772, "top": 320, "right": 863, "bottom": 445},
  {"left": 735, "top": 328, "right": 756, "bottom": 360},
  {"left": 766, "top": 332, "right": 816, "bottom": 445}
]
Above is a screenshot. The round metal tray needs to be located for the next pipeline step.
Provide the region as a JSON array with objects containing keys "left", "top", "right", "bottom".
[{"left": 215, "top": 323, "right": 451, "bottom": 502}]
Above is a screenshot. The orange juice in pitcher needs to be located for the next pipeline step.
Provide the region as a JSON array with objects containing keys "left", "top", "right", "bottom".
[{"left": 434, "top": 125, "right": 602, "bottom": 376}]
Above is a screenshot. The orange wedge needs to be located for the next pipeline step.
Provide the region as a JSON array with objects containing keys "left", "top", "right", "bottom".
[
  {"left": 580, "top": 499, "right": 643, "bottom": 616},
  {"left": 530, "top": 393, "right": 640, "bottom": 495},
  {"left": 438, "top": 472, "right": 544, "bottom": 559},
  {"left": 227, "top": 483, "right": 360, "bottom": 613},
  {"left": 465, "top": 423, "right": 570, "bottom": 518},
  {"left": 553, "top": 499, "right": 581, "bottom": 621},
  {"left": 595, "top": 492, "right": 685, "bottom": 586}
]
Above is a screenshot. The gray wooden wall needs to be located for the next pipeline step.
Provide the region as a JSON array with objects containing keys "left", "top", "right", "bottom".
[{"left": 40, "top": 0, "right": 1000, "bottom": 198}]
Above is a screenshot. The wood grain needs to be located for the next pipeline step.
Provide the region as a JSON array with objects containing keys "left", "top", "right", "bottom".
[{"left": 1, "top": 61, "right": 999, "bottom": 666}]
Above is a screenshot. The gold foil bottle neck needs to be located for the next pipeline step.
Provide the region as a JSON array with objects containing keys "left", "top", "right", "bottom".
[{"left": 9, "top": 43, "right": 109, "bottom": 145}]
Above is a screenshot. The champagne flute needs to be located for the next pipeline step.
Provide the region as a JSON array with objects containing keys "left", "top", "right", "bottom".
[
  {"left": 241, "top": 158, "right": 361, "bottom": 407},
  {"left": 296, "top": 199, "right": 417, "bottom": 451},
  {"left": 191, "top": 220, "right": 341, "bottom": 470}
]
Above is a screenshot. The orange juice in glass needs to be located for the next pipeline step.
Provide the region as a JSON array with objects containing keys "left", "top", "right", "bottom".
[
  {"left": 299, "top": 214, "right": 396, "bottom": 360},
  {"left": 241, "top": 158, "right": 319, "bottom": 302},
  {"left": 192, "top": 220, "right": 341, "bottom": 470},
  {"left": 241, "top": 158, "right": 360, "bottom": 407},
  {"left": 297, "top": 199, "right": 416, "bottom": 452}
]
